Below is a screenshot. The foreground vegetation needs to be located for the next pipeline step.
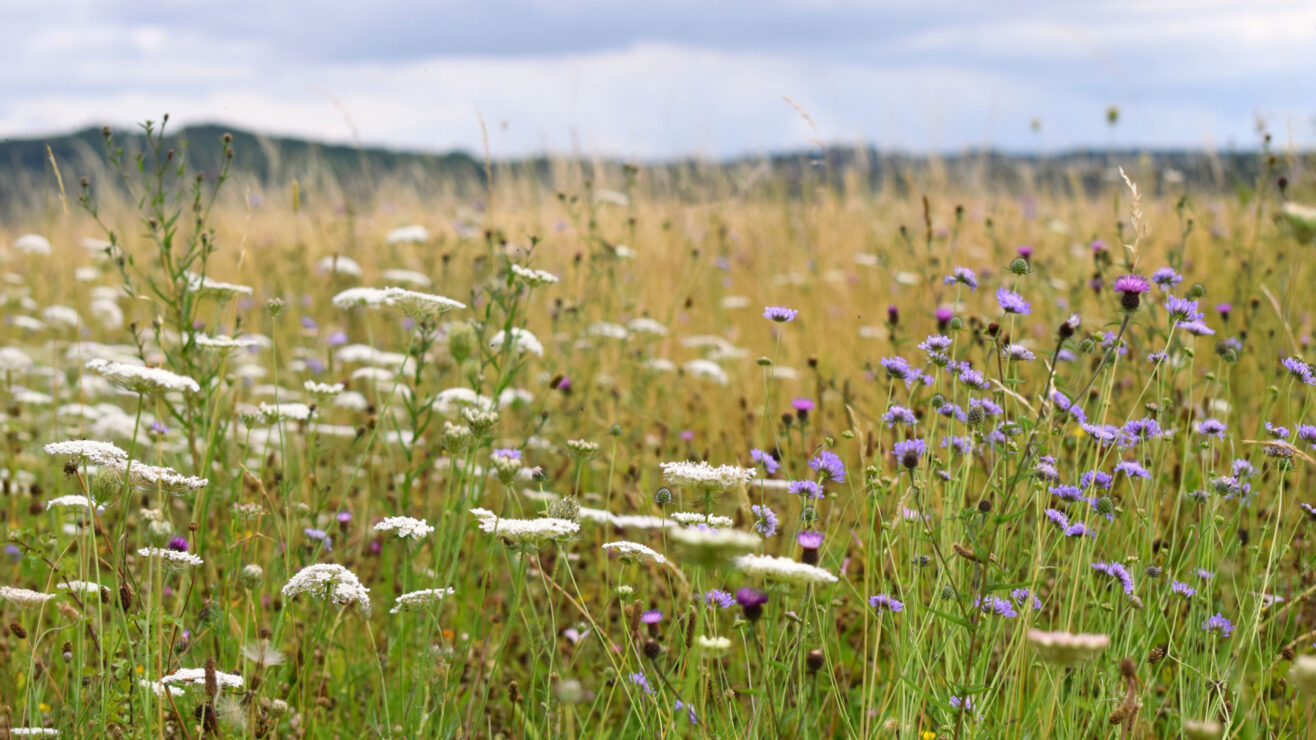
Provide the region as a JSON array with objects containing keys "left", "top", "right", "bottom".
[{"left": 2, "top": 119, "right": 1316, "bottom": 737}]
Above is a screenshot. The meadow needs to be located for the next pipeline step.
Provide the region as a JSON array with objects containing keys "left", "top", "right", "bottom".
[{"left": 2, "top": 120, "right": 1316, "bottom": 738}]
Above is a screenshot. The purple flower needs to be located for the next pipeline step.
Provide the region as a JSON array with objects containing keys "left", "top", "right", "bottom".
[
  {"left": 492, "top": 448, "right": 522, "bottom": 461},
  {"left": 995, "top": 287, "right": 1031, "bottom": 315},
  {"left": 703, "top": 589, "right": 735, "bottom": 609},
  {"left": 975, "top": 594, "right": 1018, "bottom": 618},
  {"left": 935, "top": 306, "right": 954, "bottom": 329},
  {"left": 150, "top": 421, "right": 171, "bottom": 435},
  {"left": 640, "top": 609, "right": 663, "bottom": 625},
  {"left": 1063, "top": 522, "right": 1091, "bottom": 538},
  {"left": 301, "top": 316, "right": 318, "bottom": 331},
  {"left": 1011, "top": 588, "right": 1042, "bottom": 610},
  {"left": 1171, "top": 580, "right": 1196, "bottom": 598},
  {"left": 1044, "top": 508, "right": 1070, "bottom": 529},
  {"left": 1051, "top": 391, "right": 1087, "bottom": 424},
  {"left": 944, "top": 266, "right": 979, "bottom": 291},
  {"left": 1195, "top": 418, "right": 1227, "bottom": 439},
  {"left": 763, "top": 306, "right": 798, "bottom": 323},
  {"left": 941, "top": 435, "right": 973, "bottom": 456},
  {"left": 1202, "top": 613, "right": 1234, "bottom": 637},
  {"left": 1123, "top": 417, "right": 1161, "bottom": 442},
  {"left": 167, "top": 537, "right": 189, "bottom": 552},
  {"left": 1163, "top": 294, "right": 1202, "bottom": 323},
  {"left": 1092, "top": 561, "right": 1135, "bottom": 594},
  {"left": 918, "top": 334, "right": 953, "bottom": 354},
  {"left": 1266, "top": 422, "right": 1290, "bottom": 439},
  {"left": 1113, "top": 460, "right": 1151, "bottom": 479},
  {"left": 751, "top": 504, "right": 779, "bottom": 537},
  {"left": 1300, "top": 425, "right": 1316, "bottom": 446},
  {"left": 750, "top": 448, "right": 779, "bottom": 475},
  {"left": 1080, "top": 470, "right": 1113, "bottom": 490},
  {"left": 797, "top": 531, "right": 824, "bottom": 549},
  {"left": 1179, "top": 320, "right": 1215, "bottom": 336},
  {"left": 892, "top": 439, "right": 927, "bottom": 469},
  {"left": 956, "top": 367, "right": 989, "bottom": 391},
  {"left": 789, "top": 480, "right": 824, "bottom": 499},
  {"left": 735, "top": 587, "right": 769, "bottom": 622},
  {"left": 336, "top": 510, "right": 352, "bottom": 524},
  {"left": 1151, "top": 267, "right": 1183, "bottom": 288},
  {"left": 950, "top": 695, "right": 974, "bottom": 712},
  {"left": 882, "top": 405, "right": 917, "bottom": 427},
  {"left": 869, "top": 594, "right": 904, "bottom": 613},
  {"left": 304, "top": 528, "right": 332, "bottom": 551},
  {"left": 1282, "top": 357, "right": 1315, "bottom": 385},
  {"left": 628, "top": 672, "right": 654, "bottom": 696},
  {"left": 327, "top": 330, "right": 349, "bottom": 346},
  {"left": 791, "top": 397, "right": 815, "bottom": 412},
  {"left": 878, "top": 356, "right": 917, "bottom": 384},
  {"left": 1002, "top": 343, "right": 1035, "bottom": 362},
  {"left": 1051, "top": 484, "right": 1083, "bottom": 502},
  {"left": 809, "top": 450, "right": 846, "bottom": 483},
  {"left": 674, "top": 699, "right": 698, "bottom": 725},
  {"left": 1195, "top": 568, "right": 1214, "bottom": 581},
  {"left": 1216, "top": 303, "right": 1232, "bottom": 320}
]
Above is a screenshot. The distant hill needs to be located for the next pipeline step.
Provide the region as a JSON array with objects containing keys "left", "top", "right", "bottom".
[{"left": 0, "top": 123, "right": 1299, "bottom": 218}]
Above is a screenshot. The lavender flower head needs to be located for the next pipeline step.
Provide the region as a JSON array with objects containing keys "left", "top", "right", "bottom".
[
  {"left": 1171, "top": 580, "right": 1196, "bottom": 598},
  {"left": 1151, "top": 266, "right": 1183, "bottom": 288},
  {"left": 944, "top": 266, "right": 979, "bottom": 291},
  {"left": 809, "top": 450, "right": 846, "bottom": 483},
  {"left": 1282, "top": 357, "right": 1315, "bottom": 385},
  {"left": 1092, "top": 561, "right": 1135, "bottom": 594},
  {"left": 893, "top": 439, "right": 927, "bottom": 469},
  {"left": 869, "top": 594, "right": 904, "bottom": 613},
  {"left": 1202, "top": 613, "right": 1234, "bottom": 637},
  {"left": 789, "top": 480, "right": 824, "bottom": 499},
  {"left": 750, "top": 448, "right": 779, "bottom": 475},
  {"left": 996, "top": 287, "right": 1032, "bottom": 315},
  {"left": 703, "top": 589, "right": 735, "bottom": 609},
  {"left": 750, "top": 504, "right": 779, "bottom": 537},
  {"left": 763, "top": 306, "right": 798, "bottom": 323},
  {"left": 1195, "top": 418, "right": 1227, "bottom": 440},
  {"left": 882, "top": 405, "right": 917, "bottom": 428}
]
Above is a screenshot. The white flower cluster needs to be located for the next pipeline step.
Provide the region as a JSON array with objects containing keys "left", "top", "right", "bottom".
[
  {"left": 185, "top": 272, "right": 254, "bottom": 297},
  {"left": 670, "top": 512, "right": 734, "bottom": 528},
  {"left": 137, "top": 548, "right": 204, "bottom": 569},
  {"left": 86, "top": 358, "right": 200, "bottom": 394},
  {"left": 695, "top": 635, "right": 732, "bottom": 657},
  {"left": 382, "top": 286, "right": 466, "bottom": 319},
  {"left": 390, "top": 587, "right": 455, "bottom": 614},
  {"left": 601, "top": 540, "right": 667, "bottom": 565},
  {"left": 0, "top": 586, "right": 56, "bottom": 609},
  {"left": 57, "top": 580, "right": 105, "bottom": 595},
  {"left": 332, "top": 287, "right": 391, "bottom": 308},
  {"left": 489, "top": 327, "right": 544, "bottom": 357},
  {"left": 160, "top": 667, "right": 246, "bottom": 690},
  {"left": 193, "top": 334, "right": 259, "bottom": 352},
  {"left": 8, "top": 728, "right": 60, "bottom": 737},
  {"left": 1026, "top": 629, "right": 1111, "bottom": 666},
  {"left": 281, "top": 563, "right": 372, "bottom": 614},
  {"left": 660, "top": 461, "right": 756, "bottom": 491},
  {"left": 45, "top": 495, "right": 99, "bottom": 511},
  {"left": 667, "top": 526, "right": 759, "bottom": 567},
  {"left": 469, "top": 508, "right": 579, "bottom": 546},
  {"left": 109, "top": 459, "right": 209, "bottom": 495},
  {"left": 139, "top": 678, "right": 185, "bottom": 697},
  {"left": 304, "top": 380, "right": 344, "bottom": 398},
  {"left": 373, "top": 516, "right": 435, "bottom": 541},
  {"left": 0, "top": 346, "right": 34, "bottom": 372},
  {"left": 257, "top": 402, "right": 314, "bottom": 423},
  {"left": 511, "top": 264, "right": 559, "bottom": 287},
  {"left": 733, "top": 554, "right": 838, "bottom": 585},
  {"left": 574, "top": 507, "right": 672, "bottom": 530},
  {"left": 44, "top": 439, "right": 129, "bottom": 466}
]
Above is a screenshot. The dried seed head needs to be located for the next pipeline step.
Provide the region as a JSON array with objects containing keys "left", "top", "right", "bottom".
[{"left": 806, "top": 649, "right": 825, "bottom": 674}]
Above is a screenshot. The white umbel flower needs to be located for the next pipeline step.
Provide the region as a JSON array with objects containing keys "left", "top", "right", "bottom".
[
  {"left": 670, "top": 512, "right": 734, "bottom": 528},
  {"left": 86, "top": 358, "right": 199, "bottom": 394},
  {"left": 317, "top": 255, "right": 363, "bottom": 277},
  {"left": 626, "top": 317, "right": 668, "bottom": 336},
  {"left": 137, "top": 548, "right": 204, "bottom": 569},
  {"left": 185, "top": 272, "right": 254, "bottom": 297},
  {"left": 0, "top": 346, "right": 34, "bottom": 372},
  {"left": 57, "top": 580, "right": 105, "bottom": 595},
  {"left": 281, "top": 563, "right": 371, "bottom": 614},
  {"left": 660, "top": 461, "right": 756, "bottom": 491},
  {"left": 381, "top": 287, "right": 465, "bottom": 319},
  {"left": 682, "top": 359, "right": 729, "bottom": 385},
  {"left": 373, "top": 516, "right": 435, "bottom": 541},
  {"left": 510, "top": 264, "right": 559, "bottom": 287},
  {"left": 734, "top": 554, "right": 838, "bottom": 585},
  {"left": 469, "top": 508, "right": 579, "bottom": 547},
  {"left": 489, "top": 328, "right": 544, "bottom": 357},
  {"left": 107, "top": 459, "right": 208, "bottom": 495},
  {"left": 45, "top": 495, "right": 100, "bottom": 511},
  {"left": 601, "top": 541, "right": 667, "bottom": 565},
  {"left": 161, "top": 667, "right": 245, "bottom": 691},
  {"left": 695, "top": 635, "right": 732, "bottom": 657},
  {"left": 304, "top": 380, "right": 344, "bottom": 398},
  {"left": 193, "top": 334, "right": 260, "bottom": 352},
  {"left": 390, "top": 587, "right": 455, "bottom": 614},
  {"left": 1026, "top": 629, "right": 1111, "bottom": 666},
  {"left": 332, "top": 287, "right": 391, "bottom": 309},
  {"left": 257, "top": 402, "right": 314, "bottom": 423},
  {"left": 0, "top": 586, "right": 56, "bottom": 609},
  {"left": 139, "top": 678, "right": 185, "bottom": 697},
  {"left": 667, "top": 526, "right": 759, "bottom": 567},
  {"left": 381, "top": 268, "right": 432, "bottom": 287},
  {"left": 44, "top": 439, "right": 128, "bottom": 466},
  {"left": 8, "top": 728, "right": 59, "bottom": 736},
  {"left": 13, "top": 234, "right": 52, "bottom": 255},
  {"left": 385, "top": 225, "right": 430, "bottom": 244}
]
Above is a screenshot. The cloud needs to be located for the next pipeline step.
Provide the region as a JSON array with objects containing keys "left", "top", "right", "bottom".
[{"left": 0, "top": 0, "right": 1312, "bottom": 157}]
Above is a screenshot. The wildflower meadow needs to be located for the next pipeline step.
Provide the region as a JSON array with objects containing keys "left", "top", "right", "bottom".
[{"left": 3, "top": 119, "right": 1316, "bottom": 738}]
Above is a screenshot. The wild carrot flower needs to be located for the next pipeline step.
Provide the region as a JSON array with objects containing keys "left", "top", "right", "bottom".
[
  {"left": 734, "top": 554, "right": 837, "bottom": 584},
  {"left": 390, "top": 587, "right": 455, "bottom": 614},
  {"left": 0, "top": 586, "right": 56, "bottom": 609},
  {"left": 281, "top": 563, "right": 371, "bottom": 614},
  {"left": 660, "top": 461, "right": 756, "bottom": 491},
  {"left": 373, "top": 516, "right": 435, "bottom": 541},
  {"left": 602, "top": 541, "right": 667, "bottom": 565},
  {"left": 86, "top": 358, "right": 200, "bottom": 395},
  {"left": 137, "top": 547, "right": 204, "bottom": 570},
  {"left": 1027, "top": 630, "right": 1110, "bottom": 665}
]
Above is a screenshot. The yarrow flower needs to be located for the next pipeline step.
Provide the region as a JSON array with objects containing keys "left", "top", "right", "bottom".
[{"left": 763, "top": 306, "right": 798, "bottom": 323}]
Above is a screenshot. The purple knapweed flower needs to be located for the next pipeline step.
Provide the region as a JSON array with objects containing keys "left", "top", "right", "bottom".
[
  {"left": 167, "top": 537, "right": 189, "bottom": 552},
  {"left": 1113, "top": 274, "right": 1151, "bottom": 311}
]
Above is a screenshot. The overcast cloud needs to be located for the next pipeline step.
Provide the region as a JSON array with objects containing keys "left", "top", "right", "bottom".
[{"left": 1, "top": 0, "right": 1313, "bottom": 158}]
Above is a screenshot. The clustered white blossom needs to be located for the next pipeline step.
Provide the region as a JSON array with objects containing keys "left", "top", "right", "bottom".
[
  {"left": 670, "top": 512, "right": 734, "bottom": 528},
  {"left": 107, "top": 459, "right": 209, "bottom": 495},
  {"left": 257, "top": 402, "right": 314, "bottom": 423},
  {"left": 469, "top": 508, "right": 579, "bottom": 547},
  {"left": 733, "top": 554, "right": 838, "bottom": 585},
  {"left": 43, "top": 439, "right": 129, "bottom": 466},
  {"left": 304, "top": 380, "right": 344, "bottom": 397},
  {"left": 281, "top": 563, "right": 372, "bottom": 614},
  {"left": 381, "top": 286, "right": 466, "bottom": 319},
  {"left": 489, "top": 327, "right": 544, "bottom": 357},
  {"left": 666, "top": 526, "right": 760, "bottom": 566},
  {"left": 0, "top": 586, "right": 56, "bottom": 609},
  {"left": 185, "top": 272, "right": 254, "bottom": 297},
  {"left": 390, "top": 587, "right": 456, "bottom": 614},
  {"left": 56, "top": 580, "right": 105, "bottom": 595},
  {"left": 373, "top": 516, "right": 435, "bottom": 541},
  {"left": 510, "top": 264, "right": 559, "bottom": 287},
  {"left": 192, "top": 334, "right": 260, "bottom": 352},
  {"left": 136, "top": 547, "right": 204, "bottom": 569},
  {"left": 1026, "top": 630, "right": 1111, "bottom": 666},
  {"left": 160, "top": 667, "right": 246, "bottom": 690},
  {"left": 45, "top": 495, "right": 100, "bottom": 511},
  {"left": 601, "top": 540, "right": 667, "bottom": 565},
  {"left": 86, "top": 358, "right": 200, "bottom": 394},
  {"left": 695, "top": 635, "right": 733, "bottom": 657},
  {"left": 659, "top": 460, "right": 756, "bottom": 491}
]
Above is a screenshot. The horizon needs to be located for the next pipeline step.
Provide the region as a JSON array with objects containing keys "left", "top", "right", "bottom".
[{"left": 3, "top": 1, "right": 1314, "bottom": 160}]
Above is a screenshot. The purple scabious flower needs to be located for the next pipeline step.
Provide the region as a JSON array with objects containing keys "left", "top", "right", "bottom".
[
  {"left": 628, "top": 672, "right": 655, "bottom": 695},
  {"left": 950, "top": 695, "right": 975, "bottom": 712},
  {"left": 1231, "top": 459, "right": 1256, "bottom": 479},
  {"left": 1050, "top": 391, "right": 1087, "bottom": 424},
  {"left": 703, "top": 589, "right": 735, "bottom": 609},
  {"left": 1011, "top": 588, "right": 1042, "bottom": 610},
  {"left": 1163, "top": 294, "right": 1201, "bottom": 323},
  {"left": 763, "top": 306, "right": 798, "bottom": 323},
  {"left": 975, "top": 594, "right": 1018, "bottom": 618},
  {"left": 1034, "top": 460, "right": 1060, "bottom": 482},
  {"left": 167, "top": 537, "right": 189, "bottom": 552},
  {"left": 1300, "top": 425, "right": 1316, "bottom": 446},
  {"left": 750, "top": 448, "right": 779, "bottom": 475},
  {"left": 1195, "top": 418, "right": 1227, "bottom": 439},
  {"left": 1266, "top": 422, "right": 1290, "bottom": 439},
  {"left": 1179, "top": 320, "right": 1215, "bottom": 336},
  {"left": 1147, "top": 350, "right": 1167, "bottom": 363},
  {"left": 1113, "top": 274, "right": 1151, "bottom": 311},
  {"left": 1092, "top": 561, "right": 1135, "bottom": 594},
  {"left": 944, "top": 266, "right": 979, "bottom": 291},
  {"left": 938, "top": 403, "right": 967, "bottom": 422},
  {"left": 1063, "top": 522, "right": 1091, "bottom": 538},
  {"left": 941, "top": 436, "right": 973, "bottom": 456},
  {"left": 1195, "top": 568, "right": 1214, "bottom": 581},
  {"left": 1113, "top": 460, "right": 1151, "bottom": 479},
  {"left": 1123, "top": 417, "right": 1162, "bottom": 442},
  {"left": 1080, "top": 470, "right": 1113, "bottom": 490},
  {"left": 869, "top": 594, "right": 904, "bottom": 613},
  {"left": 878, "top": 356, "right": 917, "bottom": 384},
  {"left": 1300, "top": 503, "right": 1316, "bottom": 520},
  {"left": 1202, "top": 613, "right": 1234, "bottom": 637},
  {"left": 809, "top": 450, "right": 846, "bottom": 483},
  {"left": 892, "top": 438, "right": 927, "bottom": 469},
  {"left": 1151, "top": 267, "right": 1183, "bottom": 288},
  {"left": 918, "top": 334, "right": 953, "bottom": 354},
  {"left": 789, "top": 480, "right": 825, "bottom": 499},
  {"left": 1051, "top": 484, "right": 1083, "bottom": 502},
  {"left": 304, "top": 528, "right": 332, "bottom": 551},
  {"left": 882, "top": 405, "right": 918, "bottom": 427},
  {"left": 1044, "top": 508, "right": 1070, "bottom": 529},
  {"left": 969, "top": 397, "right": 1003, "bottom": 417},
  {"left": 492, "top": 448, "right": 522, "bottom": 461},
  {"left": 956, "top": 367, "right": 990, "bottom": 391},
  {"left": 996, "top": 287, "right": 1031, "bottom": 315},
  {"left": 1081, "top": 423, "right": 1124, "bottom": 444},
  {"left": 751, "top": 504, "right": 779, "bottom": 537},
  {"left": 1171, "top": 580, "right": 1196, "bottom": 598},
  {"left": 1282, "top": 357, "right": 1315, "bottom": 385},
  {"left": 674, "top": 699, "right": 698, "bottom": 725},
  {"left": 1002, "top": 343, "right": 1035, "bottom": 362},
  {"left": 641, "top": 609, "right": 664, "bottom": 625}
]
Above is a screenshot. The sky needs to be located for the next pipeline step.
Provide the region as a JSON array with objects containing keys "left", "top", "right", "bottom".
[{"left": 1, "top": 0, "right": 1314, "bottom": 159}]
